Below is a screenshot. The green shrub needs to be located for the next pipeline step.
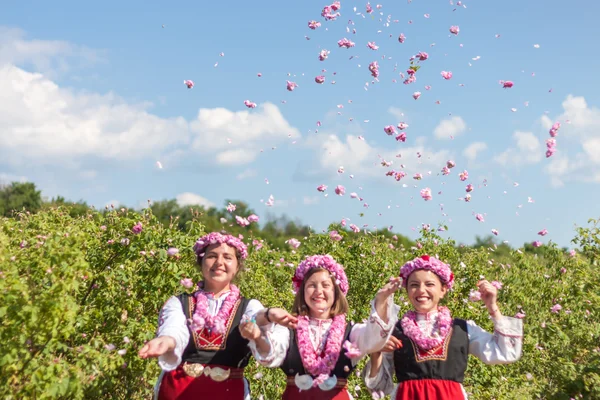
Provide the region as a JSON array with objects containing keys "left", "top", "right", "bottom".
[{"left": 1, "top": 209, "right": 598, "bottom": 399}]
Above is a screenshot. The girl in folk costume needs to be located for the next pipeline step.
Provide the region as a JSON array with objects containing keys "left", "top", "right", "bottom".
[
  {"left": 138, "top": 232, "right": 269, "bottom": 400},
  {"left": 363, "top": 255, "right": 523, "bottom": 400},
  {"left": 240, "top": 254, "right": 402, "bottom": 400}
]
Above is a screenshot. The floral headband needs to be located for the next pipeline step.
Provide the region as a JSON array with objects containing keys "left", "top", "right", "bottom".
[
  {"left": 193, "top": 232, "right": 248, "bottom": 260},
  {"left": 292, "top": 254, "right": 349, "bottom": 295},
  {"left": 399, "top": 254, "right": 455, "bottom": 290}
]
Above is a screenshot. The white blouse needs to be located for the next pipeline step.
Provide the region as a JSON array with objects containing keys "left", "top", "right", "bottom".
[
  {"left": 153, "top": 290, "right": 264, "bottom": 400},
  {"left": 247, "top": 296, "right": 400, "bottom": 397},
  {"left": 362, "top": 311, "right": 523, "bottom": 399}
]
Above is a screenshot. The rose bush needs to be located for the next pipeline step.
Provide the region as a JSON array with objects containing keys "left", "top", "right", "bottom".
[{"left": 1, "top": 208, "right": 598, "bottom": 399}]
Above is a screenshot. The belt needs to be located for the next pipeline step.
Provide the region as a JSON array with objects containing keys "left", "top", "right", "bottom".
[
  {"left": 286, "top": 376, "right": 348, "bottom": 389},
  {"left": 181, "top": 363, "right": 244, "bottom": 381}
]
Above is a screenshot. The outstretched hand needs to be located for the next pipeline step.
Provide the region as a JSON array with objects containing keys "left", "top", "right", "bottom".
[
  {"left": 269, "top": 308, "right": 298, "bottom": 329},
  {"left": 138, "top": 336, "right": 176, "bottom": 359},
  {"left": 257, "top": 307, "right": 298, "bottom": 329}
]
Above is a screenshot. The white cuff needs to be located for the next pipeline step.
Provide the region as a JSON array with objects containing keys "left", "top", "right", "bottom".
[
  {"left": 369, "top": 296, "right": 400, "bottom": 338},
  {"left": 157, "top": 333, "right": 185, "bottom": 371},
  {"left": 494, "top": 316, "right": 523, "bottom": 338}
]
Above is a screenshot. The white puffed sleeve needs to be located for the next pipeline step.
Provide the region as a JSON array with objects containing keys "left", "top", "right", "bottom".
[
  {"left": 362, "top": 351, "right": 396, "bottom": 396},
  {"left": 156, "top": 296, "right": 190, "bottom": 371},
  {"left": 467, "top": 316, "right": 523, "bottom": 364},
  {"left": 243, "top": 299, "right": 265, "bottom": 320},
  {"left": 247, "top": 322, "right": 291, "bottom": 368},
  {"left": 348, "top": 296, "right": 400, "bottom": 365}
]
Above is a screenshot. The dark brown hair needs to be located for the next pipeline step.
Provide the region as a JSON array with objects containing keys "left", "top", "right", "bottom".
[{"left": 291, "top": 268, "right": 349, "bottom": 317}]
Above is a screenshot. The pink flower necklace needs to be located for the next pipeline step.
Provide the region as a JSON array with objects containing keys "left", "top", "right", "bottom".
[
  {"left": 190, "top": 283, "right": 240, "bottom": 335},
  {"left": 400, "top": 306, "right": 453, "bottom": 351},
  {"left": 296, "top": 314, "right": 346, "bottom": 387}
]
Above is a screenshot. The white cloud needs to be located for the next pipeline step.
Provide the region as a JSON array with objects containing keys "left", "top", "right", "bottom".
[
  {"left": 0, "top": 26, "right": 105, "bottom": 77},
  {"left": 0, "top": 65, "right": 189, "bottom": 167},
  {"left": 0, "top": 28, "right": 300, "bottom": 169},
  {"left": 215, "top": 149, "right": 257, "bottom": 166},
  {"left": 175, "top": 192, "right": 215, "bottom": 208},
  {"left": 433, "top": 116, "right": 466, "bottom": 140},
  {"left": 514, "top": 131, "right": 540, "bottom": 152},
  {"left": 303, "top": 196, "right": 320, "bottom": 205},
  {"left": 301, "top": 132, "right": 450, "bottom": 179},
  {"left": 582, "top": 138, "right": 600, "bottom": 164},
  {"left": 0, "top": 65, "right": 298, "bottom": 169},
  {"left": 540, "top": 95, "right": 600, "bottom": 184},
  {"left": 79, "top": 170, "right": 97, "bottom": 179},
  {"left": 189, "top": 102, "right": 301, "bottom": 166},
  {"left": 0, "top": 172, "right": 28, "bottom": 185},
  {"left": 462, "top": 142, "right": 488, "bottom": 162},
  {"left": 388, "top": 107, "right": 406, "bottom": 120},
  {"left": 236, "top": 168, "right": 257, "bottom": 180},
  {"left": 494, "top": 131, "right": 542, "bottom": 166}
]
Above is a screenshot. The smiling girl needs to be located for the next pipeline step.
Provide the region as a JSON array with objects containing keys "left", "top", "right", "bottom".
[
  {"left": 240, "top": 254, "right": 401, "bottom": 400},
  {"left": 363, "top": 255, "right": 523, "bottom": 400},
  {"left": 139, "top": 232, "right": 267, "bottom": 400}
]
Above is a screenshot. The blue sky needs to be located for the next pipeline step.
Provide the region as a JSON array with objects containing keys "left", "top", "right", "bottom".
[{"left": 1, "top": 0, "right": 600, "bottom": 249}]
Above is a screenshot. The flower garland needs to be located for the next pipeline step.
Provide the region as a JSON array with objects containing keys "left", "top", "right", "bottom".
[
  {"left": 399, "top": 254, "right": 455, "bottom": 290},
  {"left": 296, "top": 314, "right": 346, "bottom": 387},
  {"left": 193, "top": 232, "right": 248, "bottom": 260},
  {"left": 293, "top": 254, "right": 349, "bottom": 295},
  {"left": 190, "top": 282, "right": 240, "bottom": 335},
  {"left": 400, "top": 306, "right": 453, "bottom": 351}
]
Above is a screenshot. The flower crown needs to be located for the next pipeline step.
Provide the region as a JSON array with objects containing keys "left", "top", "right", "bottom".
[
  {"left": 292, "top": 254, "right": 349, "bottom": 295},
  {"left": 193, "top": 232, "right": 248, "bottom": 260},
  {"left": 399, "top": 254, "right": 454, "bottom": 290}
]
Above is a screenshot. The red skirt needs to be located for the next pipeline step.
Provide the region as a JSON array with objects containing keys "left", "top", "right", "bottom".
[
  {"left": 158, "top": 364, "right": 245, "bottom": 400},
  {"left": 395, "top": 379, "right": 465, "bottom": 400},
  {"left": 282, "top": 378, "right": 350, "bottom": 400}
]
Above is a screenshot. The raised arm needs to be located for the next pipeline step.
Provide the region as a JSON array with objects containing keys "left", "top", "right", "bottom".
[
  {"left": 347, "top": 277, "right": 402, "bottom": 361},
  {"left": 469, "top": 280, "right": 523, "bottom": 364},
  {"left": 467, "top": 317, "right": 523, "bottom": 364}
]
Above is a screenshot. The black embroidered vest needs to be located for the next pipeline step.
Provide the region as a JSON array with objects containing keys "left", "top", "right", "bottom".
[
  {"left": 392, "top": 319, "right": 469, "bottom": 383},
  {"left": 280, "top": 322, "right": 354, "bottom": 378},
  {"left": 177, "top": 293, "right": 252, "bottom": 368}
]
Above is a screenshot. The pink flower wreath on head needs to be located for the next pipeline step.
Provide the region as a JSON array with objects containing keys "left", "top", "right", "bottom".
[
  {"left": 399, "top": 254, "right": 455, "bottom": 290},
  {"left": 193, "top": 232, "right": 248, "bottom": 261},
  {"left": 292, "top": 254, "right": 349, "bottom": 295}
]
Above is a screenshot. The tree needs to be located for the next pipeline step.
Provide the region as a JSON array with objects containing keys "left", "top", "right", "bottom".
[
  {"left": 0, "top": 182, "right": 42, "bottom": 217},
  {"left": 43, "top": 196, "right": 91, "bottom": 217}
]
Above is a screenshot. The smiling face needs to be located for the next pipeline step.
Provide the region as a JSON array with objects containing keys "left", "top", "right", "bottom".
[
  {"left": 200, "top": 243, "right": 239, "bottom": 291},
  {"left": 304, "top": 270, "right": 336, "bottom": 318},
  {"left": 406, "top": 269, "right": 448, "bottom": 313}
]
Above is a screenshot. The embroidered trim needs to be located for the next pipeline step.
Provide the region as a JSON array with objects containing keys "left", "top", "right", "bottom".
[
  {"left": 411, "top": 327, "right": 454, "bottom": 363},
  {"left": 157, "top": 299, "right": 171, "bottom": 328},
  {"left": 494, "top": 329, "right": 523, "bottom": 339},
  {"left": 189, "top": 297, "right": 242, "bottom": 351},
  {"left": 369, "top": 314, "right": 391, "bottom": 338}
]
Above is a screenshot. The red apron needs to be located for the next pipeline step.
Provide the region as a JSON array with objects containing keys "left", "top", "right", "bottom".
[
  {"left": 394, "top": 379, "right": 465, "bottom": 400},
  {"left": 158, "top": 364, "right": 245, "bottom": 400}
]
